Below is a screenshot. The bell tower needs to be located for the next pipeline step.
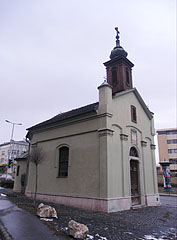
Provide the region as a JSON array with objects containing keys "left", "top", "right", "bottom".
[{"left": 104, "top": 27, "right": 134, "bottom": 94}]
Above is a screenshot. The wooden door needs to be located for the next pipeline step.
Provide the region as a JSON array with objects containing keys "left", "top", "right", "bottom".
[{"left": 130, "top": 160, "right": 140, "bottom": 205}]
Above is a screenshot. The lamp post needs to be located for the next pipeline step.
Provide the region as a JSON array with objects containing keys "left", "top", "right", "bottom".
[
  {"left": 5, "top": 120, "right": 22, "bottom": 141},
  {"left": 5, "top": 120, "right": 22, "bottom": 173}
]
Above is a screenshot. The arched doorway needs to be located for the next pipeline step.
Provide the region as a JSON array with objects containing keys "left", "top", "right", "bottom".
[{"left": 130, "top": 147, "right": 140, "bottom": 205}]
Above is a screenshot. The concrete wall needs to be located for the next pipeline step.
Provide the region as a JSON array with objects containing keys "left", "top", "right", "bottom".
[{"left": 13, "top": 160, "right": 27, "bottom": 192}]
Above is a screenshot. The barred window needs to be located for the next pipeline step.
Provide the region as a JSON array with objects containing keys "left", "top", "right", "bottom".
[{"left": 58, "top": 147, "right": 69, "bottom": 177}]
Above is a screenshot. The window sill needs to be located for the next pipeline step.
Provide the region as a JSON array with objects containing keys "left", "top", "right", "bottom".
[
  {"left": 131, "top": 120, "right": 137, "bottom": 124},
  {"left": 56, "top": 176, "right": 68, "bottom": 178}
]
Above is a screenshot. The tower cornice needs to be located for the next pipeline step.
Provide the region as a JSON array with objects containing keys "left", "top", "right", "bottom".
[{"left": 104, "top": 55, "right": 134, "bottom": 68}]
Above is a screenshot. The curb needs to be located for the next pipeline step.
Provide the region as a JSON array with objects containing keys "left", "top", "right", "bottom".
[
  {"left": 160, "top": 193, "right": 177, "bottom": 197},
  {"left": 0, "top": 221, "right": 12, "bottom": 240}
]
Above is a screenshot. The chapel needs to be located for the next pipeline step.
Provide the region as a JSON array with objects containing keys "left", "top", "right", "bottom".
[{"left": 14, "top": 28, "right": 160, "bottom": 212}]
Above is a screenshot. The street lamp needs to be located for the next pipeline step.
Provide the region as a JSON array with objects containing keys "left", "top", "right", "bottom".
[
  {"left": 5, "top": 120, "right": 22, "bottom": 141},
  {"left": 5, "top": 120, "right": 22, "bottom": 174}
]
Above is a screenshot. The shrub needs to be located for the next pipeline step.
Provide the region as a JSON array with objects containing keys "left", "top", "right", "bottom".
[{"left": 0, "top": 179, "right": 14, "bottom": 188}]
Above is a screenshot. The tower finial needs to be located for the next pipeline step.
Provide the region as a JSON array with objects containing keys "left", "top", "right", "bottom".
[
  {"left": 115, "top": 27, "right": 120, "bottom": 47},
  {"left": 110, "top": 27, "right": 128, "bottom": 59}
]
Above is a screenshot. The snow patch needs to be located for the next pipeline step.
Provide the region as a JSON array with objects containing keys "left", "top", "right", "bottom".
[
  {"left": 144, "top": 235, "right": 164, "bottom": 240},
  {"left": 124, "top": 232, "right": 133, "bottom": 235},
  {"left": 95, "top": 233, "right": 108, "bottom": 240},
  {"left": 40, "top": 218, "right": 53, "bottom": 221},
  {"left": 86, "top": 234, "right": 94, "bottom": 240}
]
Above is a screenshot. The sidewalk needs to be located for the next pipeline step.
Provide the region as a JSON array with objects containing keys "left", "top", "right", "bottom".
[
  {"left": 0, "top": 196, "right": 67, "bottom": 240},
  {"left": 159, "top": 193, "right": 177, "bottom": 197}
]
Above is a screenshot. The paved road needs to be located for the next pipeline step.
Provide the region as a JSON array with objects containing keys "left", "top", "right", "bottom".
[
  {"left": 160, "top": 195, "right": 177, "bottom": 208},
  {"left": 0, "top": 196, "right": 67, "bottom": 240}
]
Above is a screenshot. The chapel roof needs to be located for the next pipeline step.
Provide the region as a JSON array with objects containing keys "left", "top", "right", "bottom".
[{"left": 27, "top": 102, "right": 99, "bottom": 132}]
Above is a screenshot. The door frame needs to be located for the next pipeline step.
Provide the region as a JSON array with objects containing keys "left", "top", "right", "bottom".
[{"left": 129, "top": 146, "right": 141, "bottom": 206}]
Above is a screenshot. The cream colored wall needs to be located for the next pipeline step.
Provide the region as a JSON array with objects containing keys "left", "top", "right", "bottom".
[
  {"left": 13, "top": 160, "right": 27, "bottom": 192},
  {"left": 26, "top": 119, "right": 101, "bottom": 198},
  {"left": 112, "top": 92, "right": 153, "bottom": 138},
  {"left": 31, "top": 117, "right": 98, "bottom": 143},
  {"left": 106, "top": 91, "right": 158, "bottom": 199},
  {"left": 107, "top": 125, "right": 123, "bottom": 198},
  {"left": 26, "top": 88, "right": 158, "bottom": 207}
]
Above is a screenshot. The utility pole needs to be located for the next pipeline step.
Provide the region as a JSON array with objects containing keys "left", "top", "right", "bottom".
[{"left": 5, "top": 120, "right": 22, "bottom": 174}]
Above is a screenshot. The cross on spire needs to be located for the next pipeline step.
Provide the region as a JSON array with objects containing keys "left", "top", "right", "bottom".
[{"left": 115, "top": 27, "right": 120, "bottom": 47}]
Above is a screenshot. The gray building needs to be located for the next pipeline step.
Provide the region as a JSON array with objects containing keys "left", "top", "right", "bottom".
[{"left": 0, "top": 140, "right": 29, "bottom": 174}]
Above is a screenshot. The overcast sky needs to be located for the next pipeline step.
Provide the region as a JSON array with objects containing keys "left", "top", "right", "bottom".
[{"left": 0, "top": 0, "right": 176, "bottom": 151}]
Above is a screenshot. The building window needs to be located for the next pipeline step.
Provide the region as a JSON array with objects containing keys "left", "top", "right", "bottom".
[
  {"left": 167, "top": 131, "right": 177, "bottom": 135},
  {"left": 168, "top": 149, "right": 177, "bottom": 154},
  {"left": 130, "top": 147, "right": 139, "bottom": 157},
  {"left": 126, "top": 67, "right": 130, "bottom": 85},
  {"left": 58, "top": 146, "right": 69, "bottom": 177},
  {"left": 169, "top": 158, "right": 177, "bottom": 164},
  {"left": 131, "top": 105, "right": 137, "bottom": 123},
  {"left": 1, "top": 151, "right": 5, "bottom": 156},
  {"left": 112, "top": 67, "right": 118, "bottom": 87},
  {"left": 167, "top": 139, "right": 177, "bottom": 144},
  {"left": 16, "top": 165, "right": 20, "bottom": 176},
  {"left": 12, "top": 150, "right": 17, "bottom": 155}
]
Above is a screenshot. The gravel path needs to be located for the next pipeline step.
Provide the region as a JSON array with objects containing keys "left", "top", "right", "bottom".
[{"left": 0, "top": 188, "right": 176, "bottom": 240}]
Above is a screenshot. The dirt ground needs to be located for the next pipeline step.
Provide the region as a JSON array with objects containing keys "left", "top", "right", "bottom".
[{"left": 0, "top": 188, "right": 176, "bottom": 240}]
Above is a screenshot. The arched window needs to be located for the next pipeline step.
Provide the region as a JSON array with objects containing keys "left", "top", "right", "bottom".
[
  {"left": 130, "top": 147, "right": 139, "bottom": 157},
  {"left": 58, "top": 146, "right": 69, "bottom": 177}
]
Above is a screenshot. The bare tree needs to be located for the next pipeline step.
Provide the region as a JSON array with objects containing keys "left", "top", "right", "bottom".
[{"left": 29, "top": 146, "right": 46, "bottom": 207}]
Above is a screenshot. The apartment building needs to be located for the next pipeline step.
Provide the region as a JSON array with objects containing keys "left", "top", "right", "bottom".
[
  {"left": 157, "top": 128, "right": 177, "bottom": 172},
  {"left": 0, "top": 140, "right": 29, "bottom": 173}
]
